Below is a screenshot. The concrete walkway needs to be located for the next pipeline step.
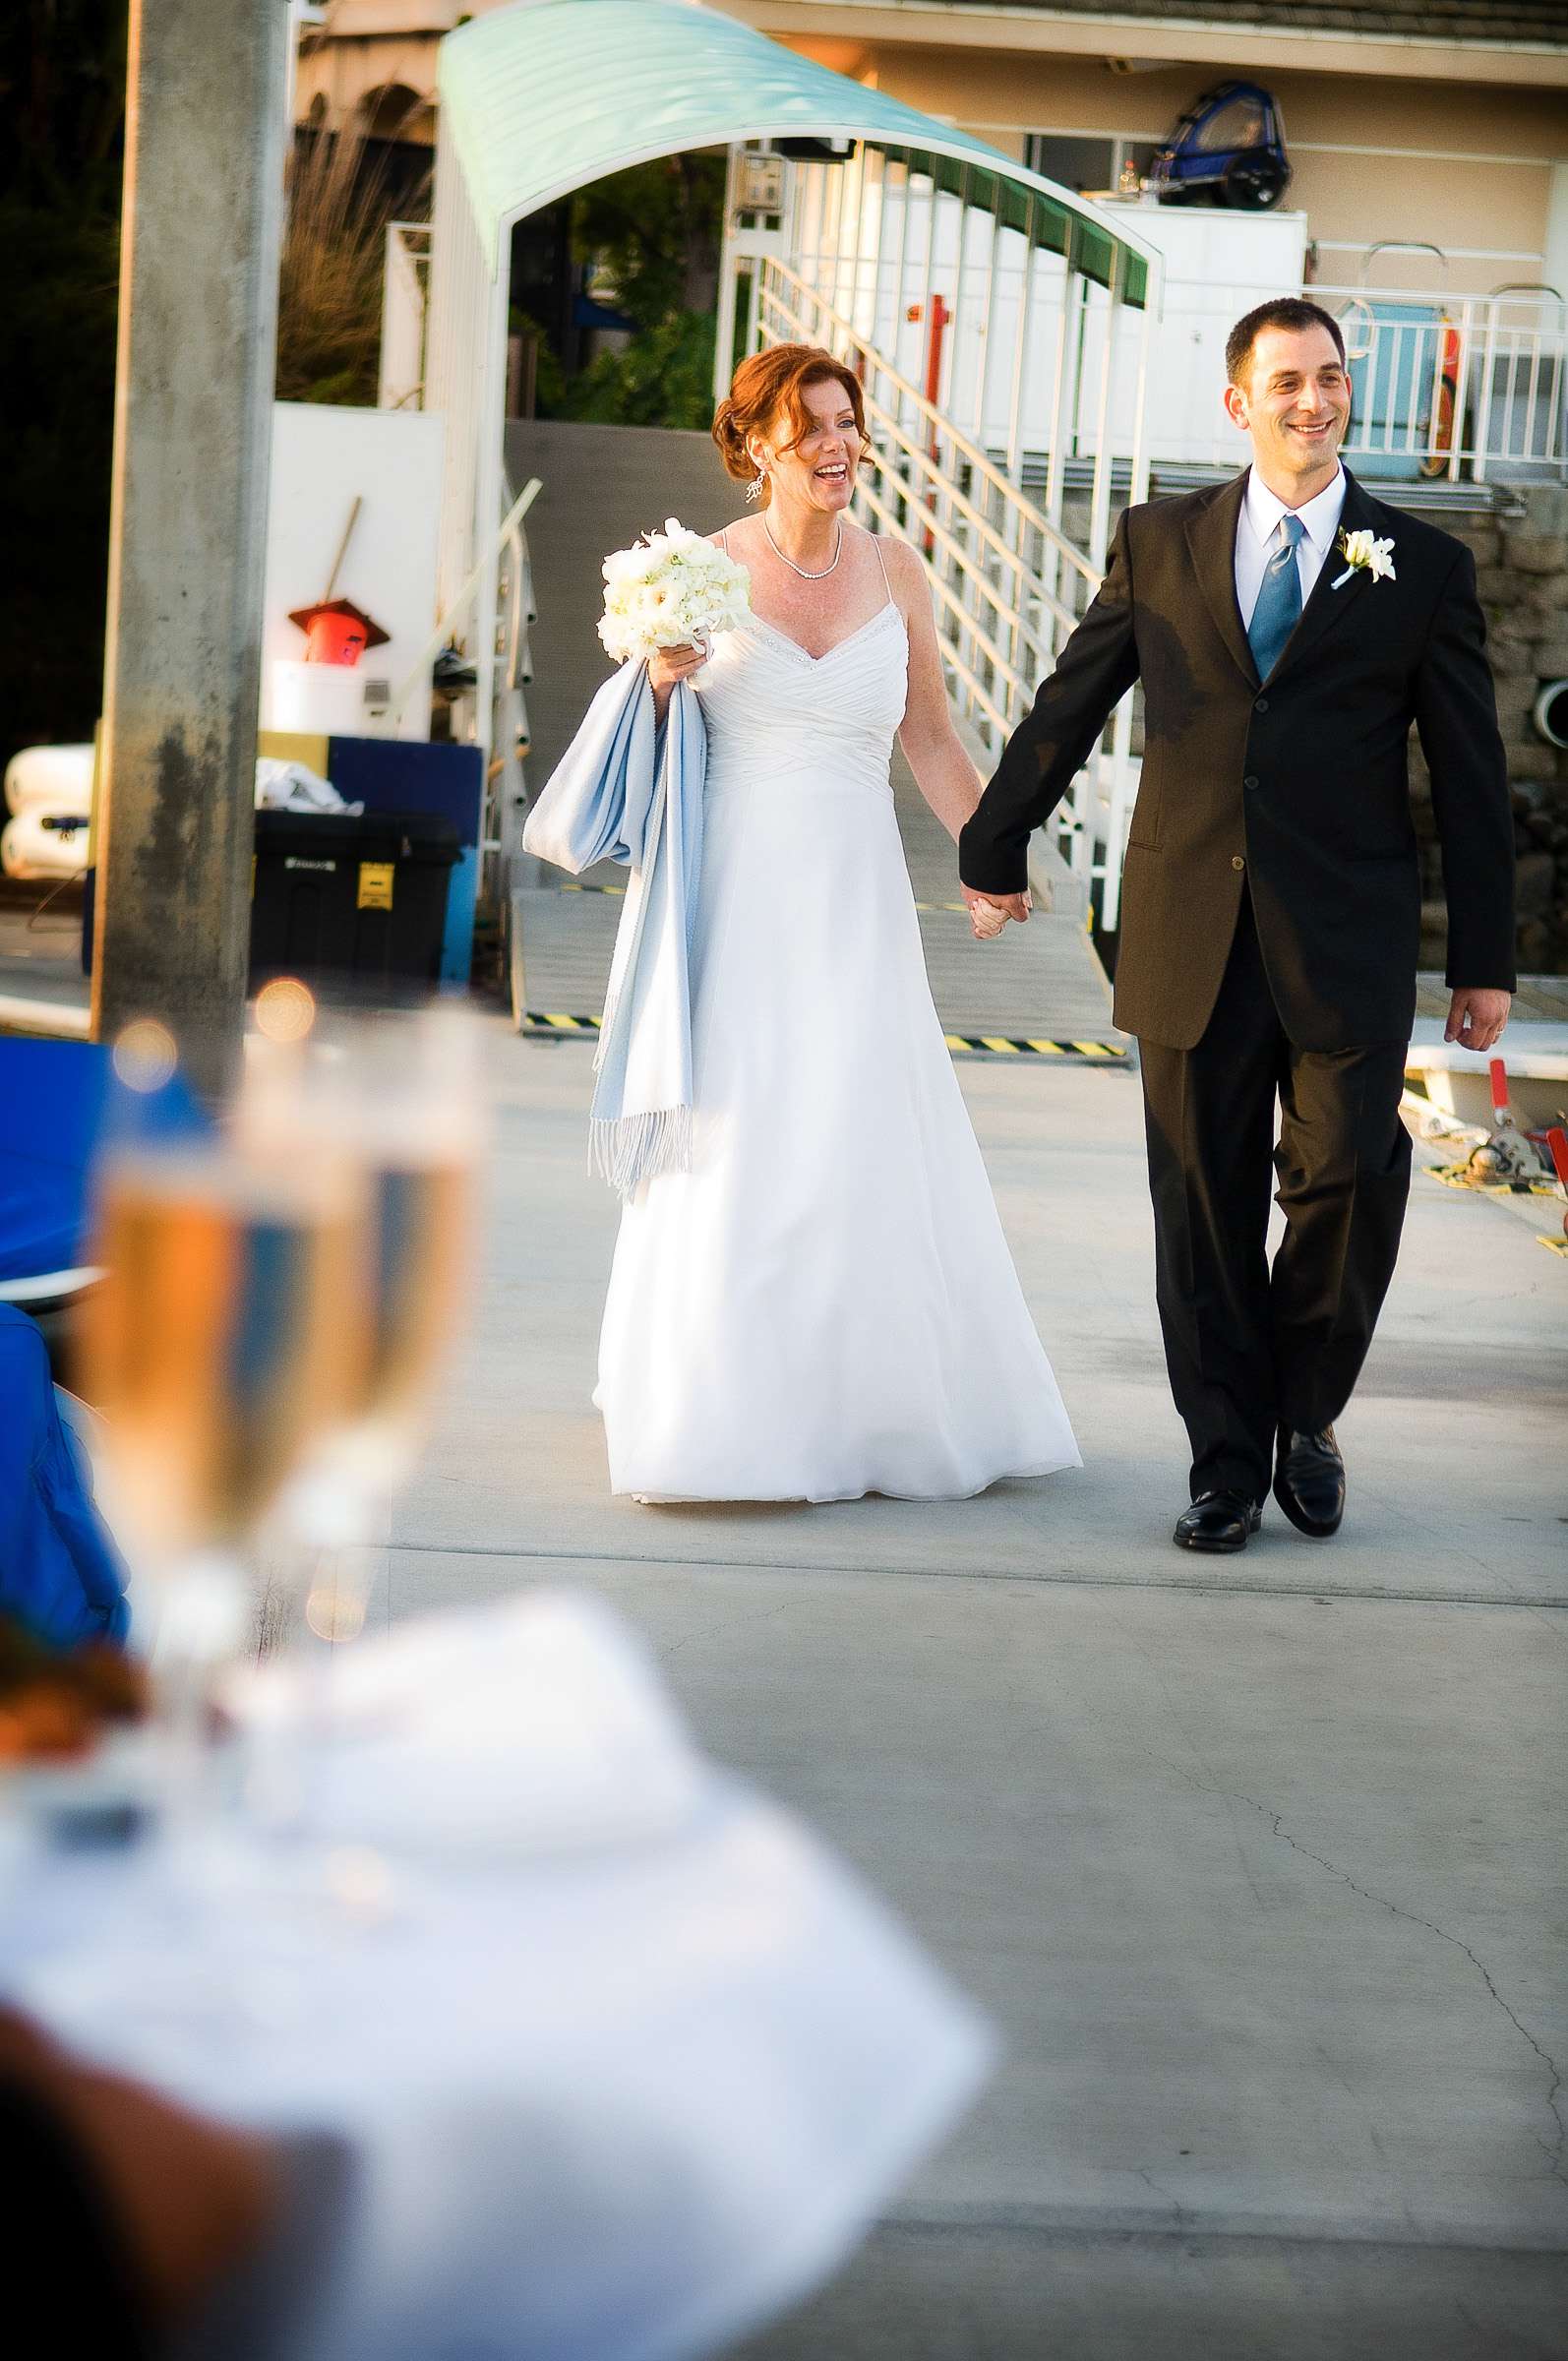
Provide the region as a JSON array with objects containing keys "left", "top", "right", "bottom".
[{"left": 388, "top": 1023, "right": 1567, "bottom": 2357}]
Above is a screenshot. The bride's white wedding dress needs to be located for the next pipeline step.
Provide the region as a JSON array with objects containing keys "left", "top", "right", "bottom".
[{"left": 595, "top": 547, "right": 1081, "bottom": 1501}]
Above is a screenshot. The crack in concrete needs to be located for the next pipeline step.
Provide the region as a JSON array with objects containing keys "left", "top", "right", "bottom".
[
  {"left": 1134, "top": 2165, "right": 1190, "bottom": 2221},
  {"left": 656, "top": 1599, "right": 798, "bottom": 1662},
  {"left": 383, "top": 1539, "right": 1568, "bottom": 1614},
  {"left": 1201, "top": 1781, "right": 1568, "bottom": 2198},
  {"left": 1110, "top": 1621, "right": 1568, "bottom": 2209}
]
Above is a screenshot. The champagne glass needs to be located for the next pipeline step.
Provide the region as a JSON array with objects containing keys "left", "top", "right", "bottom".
[
  {"left": 79, "top": 1125, "right": 365, "bottom": 1805},
  {"left": 233, "top": 999, "right": 483, "bottom": 1839},
  {"left": 258, "top": 1000, "right": 482, "bottom": 1555},
  {"left": 323, "top": 1027, "right": 477, "bottom": 1491}
]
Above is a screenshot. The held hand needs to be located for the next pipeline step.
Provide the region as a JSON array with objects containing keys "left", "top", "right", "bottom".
[
  {"left": 960, "top": 881, "right": 1031, "bottom": 940},
  {"left": 1445, "top": 987, "right": 1511, "bottom": 1054},
  {"left": 646, "top": 641, "right": 710, "bottom": 696}
]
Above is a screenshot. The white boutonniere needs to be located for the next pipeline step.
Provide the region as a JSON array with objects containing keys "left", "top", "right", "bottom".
[{"left": 1330, "top": 526, "right": 1395, "bottom": 591}]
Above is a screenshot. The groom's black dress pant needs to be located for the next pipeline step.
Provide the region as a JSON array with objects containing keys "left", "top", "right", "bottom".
[{"left": 1137, "top": 890, "right": 1412, "bottom": 1503}]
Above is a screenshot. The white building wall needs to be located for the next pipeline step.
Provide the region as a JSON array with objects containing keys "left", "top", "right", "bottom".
[{"left": 262, "top": 401, "right": 446, "bottom": 741}]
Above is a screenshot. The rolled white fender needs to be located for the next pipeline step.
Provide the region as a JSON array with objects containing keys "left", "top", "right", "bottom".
[
  {"left": 4, "top": 743, "right": 94, "bottom": 817},
  {"left": 1, "top": 808, "right": 90, "bottom": 879}
]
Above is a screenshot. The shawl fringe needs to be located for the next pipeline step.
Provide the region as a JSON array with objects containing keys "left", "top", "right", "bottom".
[{"left": 589, "top": 1105, "right": 693, "bottom": 1201}]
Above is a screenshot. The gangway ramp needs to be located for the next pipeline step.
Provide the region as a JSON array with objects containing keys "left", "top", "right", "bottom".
[
  {"left": 507, "top": 421, "right": 1124, "bottom": 1060},
  {"left": 511, "top": 753, "right": 1121, "bottom": 1059}
]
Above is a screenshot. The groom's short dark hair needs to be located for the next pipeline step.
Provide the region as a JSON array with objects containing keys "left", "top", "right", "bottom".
[{"left": 1227, "top": 298, "right": 1347, "bottom": 387}]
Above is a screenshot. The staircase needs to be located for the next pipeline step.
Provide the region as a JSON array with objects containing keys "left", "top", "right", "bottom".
[
  {"left": 502, "top": 419, "right": 1123, "bottom": 1059},
  {"left": 504, "top": 422, "right": 734, "bottom": 793}
]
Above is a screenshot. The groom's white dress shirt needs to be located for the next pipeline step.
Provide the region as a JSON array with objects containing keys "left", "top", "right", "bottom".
[{"left": 1234, "top": 465, "right": 1347, "bottom": 627}]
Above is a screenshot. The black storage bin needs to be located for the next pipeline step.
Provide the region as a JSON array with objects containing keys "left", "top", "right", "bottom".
[{"left": 249, "top": 810, "right": 460, "bottom": 994}]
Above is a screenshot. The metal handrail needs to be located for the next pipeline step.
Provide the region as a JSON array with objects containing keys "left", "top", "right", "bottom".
[
  {"left": 760, "top": 258, "right": 1098, "bottom": 589},
  {"left": 391, "top": 475, "right": 541, "bottom": 726},
  {"left": 755, "top": 253, "right": 1143, "bottom": 913},
  {"left": 757, "top": 270, "right": 1078, "bottom": 716},
  {"left": 1313, "top": 281, "right": 1567, "bottom": 487},
  {"left": 853, "top": 388, "right": 1080, "bottom": 643},
  {"left": 853, "top": 465, "right": 1031, "bottom": 723}
]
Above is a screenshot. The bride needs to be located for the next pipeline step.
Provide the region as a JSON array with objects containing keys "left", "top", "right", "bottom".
[{"left": 593, "top": 341, "right": 1080, "bottom": 1502}]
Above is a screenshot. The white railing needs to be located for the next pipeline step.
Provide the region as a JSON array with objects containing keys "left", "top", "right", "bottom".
[
  {"left": 392, "top": 474, "right": 538, "bottom": 728},
  {"left": 755, "top": 256, "right": 1141, "bottom": 927},
  {"left": 1316, "top": 284, "right": 1565, "bottom": 487},
  {"left": 393, "top": 472, "right": 538, "bottom": 902},
  {"left": 982, "top": 272, "right": 1568, "bottom": 486}
]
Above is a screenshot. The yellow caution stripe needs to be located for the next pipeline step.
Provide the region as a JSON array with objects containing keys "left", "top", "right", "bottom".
[
  {"left": 943, "top": 1034, "right": 1128, "bottom": 1060},
  {"left": 1537, "top": 1232, "right": 1568, "bottom": 1257},
  {"left": 524, "top": 1015, "right": 1126, "bottom": 1062}
]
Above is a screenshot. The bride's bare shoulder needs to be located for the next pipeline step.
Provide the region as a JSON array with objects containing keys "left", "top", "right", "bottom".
[
  {"left": 868, "top": 528, "right": 919, "bottom": 577},
  {"left": 869, "top": 530, "right": 925, "bottom": 605}
]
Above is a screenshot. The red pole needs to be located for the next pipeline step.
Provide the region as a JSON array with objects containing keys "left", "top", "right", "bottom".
[
  {"left": 918, "top": 295, "right": 950, "bottom": 556},
  {"left": 925, "top": 293, "right": 951, "bottom": 411}
]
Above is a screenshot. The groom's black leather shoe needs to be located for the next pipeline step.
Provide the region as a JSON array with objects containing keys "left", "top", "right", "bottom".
[
  {"left": 1173, "top": 1489, "right": 1263, "bottom": 1553},
  {"left": 1273, "top": 1425, "right": 1346, "bottom": 1538}
]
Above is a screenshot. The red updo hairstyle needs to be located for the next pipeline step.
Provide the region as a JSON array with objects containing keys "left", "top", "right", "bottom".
[{"left": 712, "top": 344, "right": 873, "bottom": 508}]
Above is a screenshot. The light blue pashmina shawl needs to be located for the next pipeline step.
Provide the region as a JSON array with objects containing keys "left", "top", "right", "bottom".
[{"left": 520, "top": 662, "right": 705, "bottom": 1198}]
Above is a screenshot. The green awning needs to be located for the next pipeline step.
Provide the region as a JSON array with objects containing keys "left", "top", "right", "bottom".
[{"left": 437, "top": 0, "right": 1153, "bottom": 305}]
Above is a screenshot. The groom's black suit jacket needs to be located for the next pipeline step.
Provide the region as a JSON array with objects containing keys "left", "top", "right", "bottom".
[{"left": 959, "top": 467, "right": 1516, "bottom": 1051}]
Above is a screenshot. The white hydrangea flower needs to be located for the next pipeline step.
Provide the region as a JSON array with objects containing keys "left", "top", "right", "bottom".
[{"left": 597, "top": 519, "right": 753, "bottom": 663}]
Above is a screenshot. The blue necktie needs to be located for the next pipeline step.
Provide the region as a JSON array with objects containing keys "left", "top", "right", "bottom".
[{"left": 1247, "top": 513, "right": 1304, "bottom": 681}]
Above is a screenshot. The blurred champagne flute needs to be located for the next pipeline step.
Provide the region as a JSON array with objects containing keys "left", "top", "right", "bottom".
[
  {"left": 244, "top": 994, "right": 484, "bottom": 1654},
  {"left": 80, "top": 1060, "right": 365, "bottom": 1787}
]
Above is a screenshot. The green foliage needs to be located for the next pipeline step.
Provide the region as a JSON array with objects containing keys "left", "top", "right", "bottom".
[
  {"left": 569, "top": 151, "right": 725, "bottom": 333},
  {"left": 509, "top": 310, "right": 569, "bottom": 413},
  {"left": 544, "top": 151, "right": 725, "bottom": 430},
  {"left": 555, "top": 311, "right": 718, "bottom": 431}
]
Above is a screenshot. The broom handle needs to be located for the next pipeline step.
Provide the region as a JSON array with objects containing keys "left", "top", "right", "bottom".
[{"left": 323, "top": 497, "right": 362, "bottom": 601}]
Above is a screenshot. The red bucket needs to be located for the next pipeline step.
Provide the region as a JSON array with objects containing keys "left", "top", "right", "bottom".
[
  {"left": 304, "top": 609, "right": 369, "bottom": 665},
  {"left": 288, "top": 597, "right": 390, "bottom": 668}
]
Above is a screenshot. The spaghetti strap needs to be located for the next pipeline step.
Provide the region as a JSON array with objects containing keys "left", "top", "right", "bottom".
[
  {"left": 872, "top": 533, "right": 891, "bottom": 595},
  {"left": 718, "top": 526, "right": 728, "bottom": 554}
]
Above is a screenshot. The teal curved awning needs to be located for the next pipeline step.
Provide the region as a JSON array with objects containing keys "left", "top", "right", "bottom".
[{"left": 437, "top": 0, "right": 1155, "bottom": 303}]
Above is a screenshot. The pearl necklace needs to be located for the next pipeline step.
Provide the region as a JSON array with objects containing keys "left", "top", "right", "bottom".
[{"left": 762, "top": 516, "right": 843, "bottom": 579}]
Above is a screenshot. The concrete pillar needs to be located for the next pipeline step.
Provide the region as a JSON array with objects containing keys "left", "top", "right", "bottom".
[{"left": 91, "top": 0, "right": 290, "bottom": 1097}]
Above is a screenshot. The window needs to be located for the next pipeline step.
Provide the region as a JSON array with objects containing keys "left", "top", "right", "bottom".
[
  {"left": 1025, "top": 133, "right": 1161, "bottom": 196},
  {"left": 1194, "top": 95, "right": 1266, "bottom": 154}
]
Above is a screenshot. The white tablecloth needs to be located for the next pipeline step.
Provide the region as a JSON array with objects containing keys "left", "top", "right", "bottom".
[{"left": 1, "top": 1593, "right": 992, "bottom": 2361}]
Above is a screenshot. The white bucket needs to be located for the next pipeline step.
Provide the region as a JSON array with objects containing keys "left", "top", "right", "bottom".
[{"left": 267, "top": 658, "right": 384, "bottom": 739}]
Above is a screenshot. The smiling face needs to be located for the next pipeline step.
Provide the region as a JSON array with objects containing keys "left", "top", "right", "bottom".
[
  {"left": 1224, "top": 323, "right": 1352, "bottom": 504},
  {"left": 750, "top": 375, "right": 862, "bottom": 515}
]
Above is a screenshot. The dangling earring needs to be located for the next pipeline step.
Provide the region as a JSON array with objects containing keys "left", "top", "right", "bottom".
[{"left": 745, "top": 465, "right": 767, "bottom": 506}]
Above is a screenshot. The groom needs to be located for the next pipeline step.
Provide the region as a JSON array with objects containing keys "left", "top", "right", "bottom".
[{"left": 959, "top": 296, "right": 1516, "bottom": 1552}]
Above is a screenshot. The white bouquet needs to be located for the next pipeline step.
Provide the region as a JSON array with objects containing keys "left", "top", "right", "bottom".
[{"left": 597, "top": 517, "right": 751, "bottom": 665}]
